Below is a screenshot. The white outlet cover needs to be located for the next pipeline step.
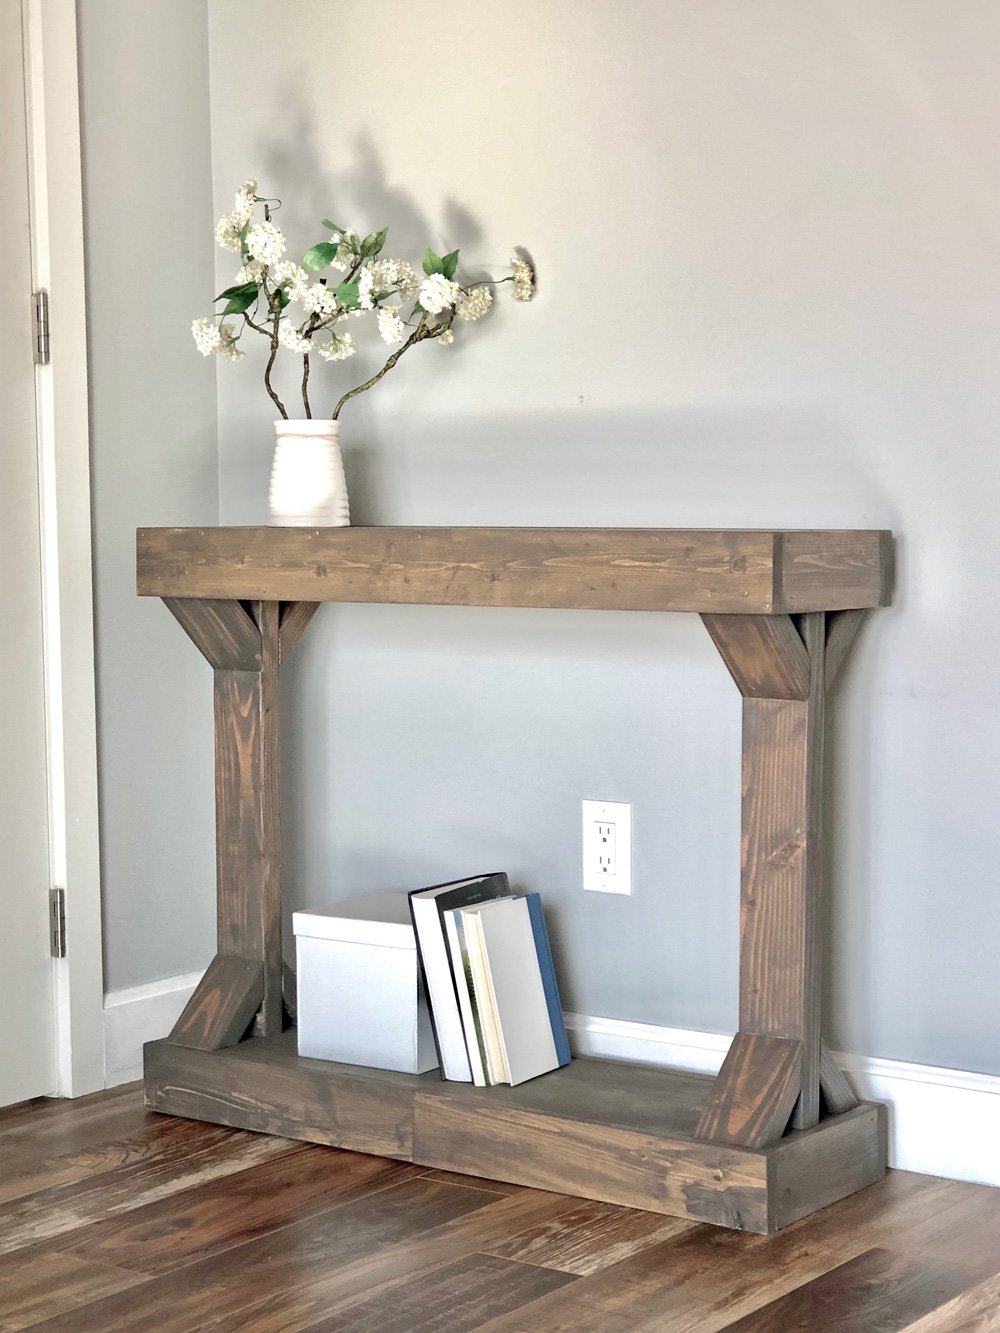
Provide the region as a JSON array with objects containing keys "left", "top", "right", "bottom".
[{"left": 582, "top": 799, "right": 632, "bottom": 894}]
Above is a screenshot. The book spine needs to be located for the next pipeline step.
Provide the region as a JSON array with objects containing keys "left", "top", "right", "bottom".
[
  {"left": 443, "top": 910, "right": 488, "bottom": 1086},
  {"left": 409, "top": 897, "right": 471, "bottom": 1082},
  {"left": 526, "top": 894, "right": 571, "bottom": 1067}
]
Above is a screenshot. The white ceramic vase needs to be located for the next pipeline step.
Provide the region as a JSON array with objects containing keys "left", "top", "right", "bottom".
[{"left": 267, "top": 419, "right": 350, "bottom": 527}]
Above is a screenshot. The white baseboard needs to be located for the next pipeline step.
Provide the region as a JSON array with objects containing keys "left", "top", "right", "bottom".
[
  {"left": 564, "top": 1012, "right": 1000, "bottom": 1189},
  {"left": 103, "top": 969, "right": 206, "bottom": 1086},
  {"left": 102, "top": 976, "right": 1000, "bottom": 1189}
]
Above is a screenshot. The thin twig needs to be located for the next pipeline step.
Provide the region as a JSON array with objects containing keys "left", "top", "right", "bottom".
[{"left": 331, "top": 319, "right": 438, "bottom": 420}]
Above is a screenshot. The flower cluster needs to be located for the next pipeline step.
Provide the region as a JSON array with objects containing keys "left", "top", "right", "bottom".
[{"left": 193, "top": 181, "right": 535, "bottom": 421}]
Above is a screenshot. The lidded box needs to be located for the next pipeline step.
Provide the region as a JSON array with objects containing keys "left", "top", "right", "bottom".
[{"left": 292, "top": 891, "right": 438, "bottom": 1075}]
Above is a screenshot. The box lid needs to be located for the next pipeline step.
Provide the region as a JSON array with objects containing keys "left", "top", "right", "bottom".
[{"left": 292, "top": 891, "right": 416, "bottom": 949}]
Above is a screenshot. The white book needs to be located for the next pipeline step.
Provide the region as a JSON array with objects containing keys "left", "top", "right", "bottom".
[
  {"left": 461, "top": 909, "right": 510, "bottom": 1085},
  {"left": 443, "top": 909, "right": 488, "bottom": 1086},
  {"left": 464, "top": 896, "right": 561, "bottom": 1087}
]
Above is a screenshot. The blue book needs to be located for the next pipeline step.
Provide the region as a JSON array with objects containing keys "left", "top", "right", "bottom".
[{"left": 525, "top": 894, "right": 571, "bottom": 1067}]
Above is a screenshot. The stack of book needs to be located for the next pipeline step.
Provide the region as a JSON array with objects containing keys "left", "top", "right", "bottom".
[{"left": 408, "top": 872, "right": 571, "bottom": 1086}]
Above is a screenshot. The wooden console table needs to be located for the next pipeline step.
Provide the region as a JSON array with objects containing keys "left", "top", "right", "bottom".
[{"left": 138, "top": 526, "right": 893, "bottom": 1234}]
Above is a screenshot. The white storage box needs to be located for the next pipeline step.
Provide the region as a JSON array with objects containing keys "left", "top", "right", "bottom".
[{"left": 293, "top": 891, "right": 439, "bottom": 1075}]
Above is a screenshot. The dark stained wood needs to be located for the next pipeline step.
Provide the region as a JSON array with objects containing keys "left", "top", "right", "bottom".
[
  {"left": 58, "top": 1144, "right": 417, "bottom": 1276},
  {"left": 768, "top": 1103, "right": 887, "bottom": 1231},
  {"left": 482, "top": 1196, "right": 696, "bottom": 1274},
  {"left": 167, "top": 954, "right": 263, "bottom": 1051},
  {"left": 777, "top": 528, "right": 894, "bottom": 612},
  {"left": 137, "top": 526, "right": 892, "bottom": 614},
  {"left": 820, "top": 1042, "right": 860, "bottom": 1116},
  {"left": 414, "top": 1093, "right": 771, "bottom": 1231},
  {"left": 162, "top": 596, "right": 260, "bottom": 669},
  {"left": 701, "top": 613, "right": 810, "bottom": 698},
  {"left": 695, "top": 1034, "right": 802, "bottom": 1148},
  {"left": 899, "top": 1272, "right": 1000, "bottom": 1330},
  {"left": 826, "top": 606, "right": 868, "bottom": 685},
  {"left": 213, "top": 599, "right": 282, "bottom": 1036},
  {"left": 305, "top": 1252, "right": 577, "bottom": 1331},
  {"left": 142, "top": 1033, "right": 885, "bottom": 1236},
  {"left": 279, "top": 600, "right": 320, "bottom": 660},
  {"left": 0, "top": 1250, "right": 145, "bottom": 1329},
  {"left": 722, "top": 1245, "right": 980, "bottom": 1331},
  {"left": 4, "top": 1085, "right": 992, "bottom": 1333},
  {"left": 144, "top": 1032, "right": 417, "bottom": 1159}
]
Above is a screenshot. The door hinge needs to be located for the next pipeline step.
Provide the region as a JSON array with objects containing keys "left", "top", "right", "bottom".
[
  {"left": 49, "top": 887, "right": 66, "bottom": 958},
  {"left": 33, "top": 289, "right": 50, "bottom": 365}
]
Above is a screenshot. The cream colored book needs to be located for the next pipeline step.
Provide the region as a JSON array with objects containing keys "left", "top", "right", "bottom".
[{"left": 460, "top": 907, "right": 510, "bottom": 1084}]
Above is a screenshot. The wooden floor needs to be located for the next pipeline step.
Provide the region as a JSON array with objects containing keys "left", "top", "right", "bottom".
[{"left": 0, "top": 1085, "right": 998, "bottom": 1331}]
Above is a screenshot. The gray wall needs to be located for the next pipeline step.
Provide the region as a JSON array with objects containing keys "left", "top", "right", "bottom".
[
  {"left": 206, "top": 0, "right": 1000, "bottom": 1077},
  {"left": 78, "top": 0, "right": 218, "bottom": 989},
  {"left": 82, "top": 1, "right": 1000, "bottom": 1077}
]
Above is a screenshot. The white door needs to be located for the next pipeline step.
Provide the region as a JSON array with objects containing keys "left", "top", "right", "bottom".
[{"left": 0, "top": 0, "right": 57, "bottom": 1106}]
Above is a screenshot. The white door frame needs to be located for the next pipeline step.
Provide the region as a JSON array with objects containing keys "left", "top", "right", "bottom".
[{"left": 23, "top": 0, "right": 105, "bottom": 1097}]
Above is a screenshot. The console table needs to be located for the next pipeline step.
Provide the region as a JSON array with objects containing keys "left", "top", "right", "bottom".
[{"left": 138, "top": 526, "right": 893, "bottom": 1234}]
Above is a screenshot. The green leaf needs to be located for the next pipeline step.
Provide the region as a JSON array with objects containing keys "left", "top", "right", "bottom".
[
  {"left": 372, "top": 290, "right": 393, "bottom": 304},
  {"left": 215, "top": 282, "right": 258, "bottom": 301},
  {"left": 441, "top": 249, "right": 459, "bottom": 280},
  {"left": 302, "top": 242, "right": 339, "bottom": 272},
  {"left": 321, "top": 218, "right": 346, "bottom": 233},
  {"left": 333, "top": 281, "right": 360, "bottom": 309},
  {"left": 422, "top": 247, "right": 444, "bottom": 276},
  {"left": 221, "top": 286, "right": 259, "bottom": 315},
  {"left": 412, "top": 300, "right": 425, "bottom": 316},
  {"left": 278, "top": 282, "right": 291, "bottom": 309}
]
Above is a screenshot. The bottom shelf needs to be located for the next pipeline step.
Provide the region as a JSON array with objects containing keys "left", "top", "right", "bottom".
[{"left": 144, "top": 1032, "right": 886, "bottom": 1235}]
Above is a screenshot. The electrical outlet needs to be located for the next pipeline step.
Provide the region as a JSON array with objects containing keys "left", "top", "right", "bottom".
[{"left": 582, "top": 800, "right": 632, "bottom": 894}]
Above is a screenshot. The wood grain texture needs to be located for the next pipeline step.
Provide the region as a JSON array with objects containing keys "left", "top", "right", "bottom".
[
  {"left": 701, "top": 613, "right": 810, "bottom": 698},
  {"left": 695, "top": 1034, "right": 802, "bottom": 1148},
  {"left": 826, "top": 606, "right": 868, "bottom": 685},
  {"left": 137, "top": 526, "right": 892, "bottom": 613},
  {"left": 213, "top": 598, "right": 282, "bottom": 1035},
  {"left": 414, "top": 1093, "right": 770, "bottom": 1231},
  {"left": 167, "top": 954, "right": 263, "bottom": 1050},
  {"left": 144, "top": 1033, "right": 417, "bottom": 1159},
  {"left": 722, "top": 1245, "right": 979, "bottom": 1331},
  {"left": 162, "top": 597, "right": 261, "bottom": 669},
  {"left": 307, "top": 1253, "right": 577, "bottom": 1332},
  {"left": 482, "top": 1196, "right": 696, "bottom": 1274},
  {"left": 777, "top": 529, "right": 894, "bottom": 611},
  {"left": 5, "top": 1085, "right": 988, "bottom": 1333},
  {"left": 820, "top": 1041, "right": 860, "bottom": 1116},
  {"left": 768, "top": 1102, "right": 887, "bottom": 1231},
  {"left": 279, "top": 600, "right": 320, "bottom": 660}
]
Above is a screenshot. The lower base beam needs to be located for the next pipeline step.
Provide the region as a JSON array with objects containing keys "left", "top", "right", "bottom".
[{"left": 144, "top": 1034, "right": 886, "bottom": 1235}]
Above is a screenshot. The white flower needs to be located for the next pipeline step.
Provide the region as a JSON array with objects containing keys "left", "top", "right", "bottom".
[
  {"left": 234, "top": 180, "right": 257, "bottom": 221},
  {"left": 191, "top": 317, "right": 222, "bottom": 356},
  {"left": 218, "top": 321, "right": 244, "bottom": 361},
  {"left": 215, "top": 212, "right": 243, "bottom": 254},
  {"left": 357, "top": 268, "right": 375, "bottom": 310},
  {"left": 236, "top": 260, "right": 266, "bottom": 284},
  {"left": 370, "top": 258, "right": 418, "bottom": 299},
  {"left": 436, "top": 327, "right": 455, "bottom": 346},
  {"left": 246, "top": 220, "right": 286, "bottom": 267},
  {"left": 512, "top": 256, "right": 535, "bottom": 301},
  {"left": 302, "top": 283, "right": 340, "bottom": 318},
  {"left": 272, "top": 261, "right": 310, "bottom": 302},
  {"left": 316, "top": 333, "right": 356, "bottom": 361},
  {"left": 455, "top": 285, "right": 493, "bottom": 321},
  {"left": 330, "top": 228, "right": 357, "bottom": 272},
  {"left": 277, "top": 321, "right": 312, "bottom": 353},
  {"left": 376, "top": 305, "right": 406, "bottom": 345},
  {"left": 419, "top": 273, "right": 460, "bottom": 314}
]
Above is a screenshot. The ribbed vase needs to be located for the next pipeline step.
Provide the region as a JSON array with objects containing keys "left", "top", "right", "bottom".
[{"left": 267, "top": 419, "right": 350, "bottom": 527}]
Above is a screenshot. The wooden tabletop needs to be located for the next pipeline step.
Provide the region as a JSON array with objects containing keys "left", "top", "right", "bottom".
[{"left": 136, "top": 526, "right": 893, "bottom": 615}]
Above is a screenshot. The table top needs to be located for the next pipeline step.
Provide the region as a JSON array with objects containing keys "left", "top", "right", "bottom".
[{"left": 136, "top": 526, "right": 893, "bottom": 614}]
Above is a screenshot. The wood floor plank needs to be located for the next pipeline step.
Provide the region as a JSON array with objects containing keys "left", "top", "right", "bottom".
[
  {"left": 0, "top": 1251, "right": 145, "bottom": 1330},
  {"left": 482, "top": 1196, "right": 697, "bottom": 1274},
  {"left": 0, "top": 1114, "right": 242, "bottom": 1206},
  {"left": 891, "top": 1180, "right": 1000, "bottom": 1274},
  {"left": 302, "top": 1253, "right": 577, "bottom": 1331},
  {"left": 58, "top": 1143, "right": 420, "bottom": 1275},
  {"left": 899, "top": 1271, "right": 1000, "bottom": 1331},
  {"left": 0, "top": 1087, "right": 151, "bottom": 1159},
  {"left": 28, "top": 1176, "right": 506, "bottom": 1332},
  {"left": 719, "top": 1246, "right": 982, "bottom": 1331},
  {"left": 417, "top": 1168, "right": 522, "bottom": 1196},
  {"left": 0, "top": 1122, "right": 293, "bottom": 1256}
]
